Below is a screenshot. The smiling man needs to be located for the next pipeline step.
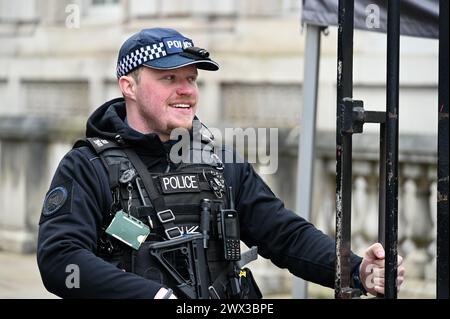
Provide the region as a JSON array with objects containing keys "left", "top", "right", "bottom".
[
  {"left": 37, "top": 27, "right": 404, "bottom": 299},
  {"left": 120, "top": 64, "right": 199, "bottom": 139},
  {"left": 117, "top": 29, "right": 207, "bottom": 140}
]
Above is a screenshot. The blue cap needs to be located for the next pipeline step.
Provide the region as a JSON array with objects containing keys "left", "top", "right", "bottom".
[{"left": 116, "top": 28, "right": 219, "bottom": 78}]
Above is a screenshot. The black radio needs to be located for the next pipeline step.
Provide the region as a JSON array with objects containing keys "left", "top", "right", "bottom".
[
  {"left": 219, "top": 209, "right": 240, "bottom": 260},
  {"left": 217, "top": 187, "right": 241, "bottom": 261}
]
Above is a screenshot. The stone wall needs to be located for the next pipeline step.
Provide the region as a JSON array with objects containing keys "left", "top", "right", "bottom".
[
  {"left": 0, "top": 117, "right": 82, "bottom": 252},
  {"left": 0, "top": 0, "right": 441, "bottom": 298}
]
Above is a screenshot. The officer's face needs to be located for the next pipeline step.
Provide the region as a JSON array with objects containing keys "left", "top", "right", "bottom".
[{"left": 132, "top": 65, "right": 199, "bottom": 141}]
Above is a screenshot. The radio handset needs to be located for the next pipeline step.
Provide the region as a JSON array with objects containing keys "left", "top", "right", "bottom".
[{"left": 217, "top": 186, "right": 241, "bottom": 261}]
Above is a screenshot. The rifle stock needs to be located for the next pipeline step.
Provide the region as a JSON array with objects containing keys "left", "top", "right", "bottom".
[{"left": 149, "top": 234, "right": 210, "bottom": 299}]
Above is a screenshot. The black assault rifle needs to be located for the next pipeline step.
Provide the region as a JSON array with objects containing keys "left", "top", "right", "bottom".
[
  {"left": 149, "top": 233, "right": 210, "bottom": 299},
  {"left": 148, "top": 234, "right": 258, "bottom": 299}
]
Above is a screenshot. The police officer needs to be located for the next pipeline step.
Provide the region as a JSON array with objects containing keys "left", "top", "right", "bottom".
[{"left": 37, "top": 27, "right": 405, "bottom": 299}]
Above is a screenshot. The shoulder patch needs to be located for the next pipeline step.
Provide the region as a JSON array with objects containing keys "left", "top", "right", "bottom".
[
  {"left": 40, "top": 179, "right": 73, "bottom": 224},
  {"left": 43, "top": 186, "right": 68, "bottom": 216}
]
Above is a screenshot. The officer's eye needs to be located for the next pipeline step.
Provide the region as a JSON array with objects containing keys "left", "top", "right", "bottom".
[
  {"left": 187, "top": 75, "right": 198, "bottom": 83},
  {"left": 161, "top": 75, "right": 175, "bottom": 81}
]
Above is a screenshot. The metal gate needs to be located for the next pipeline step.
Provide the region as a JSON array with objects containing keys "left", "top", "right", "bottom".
[{"left": 334, "top": 0, "right": 449, "bottom": 299}]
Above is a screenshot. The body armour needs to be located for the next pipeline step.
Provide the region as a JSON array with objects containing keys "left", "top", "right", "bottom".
[{"left": 74, "top": 137, "right": 261, "bottom": 299}]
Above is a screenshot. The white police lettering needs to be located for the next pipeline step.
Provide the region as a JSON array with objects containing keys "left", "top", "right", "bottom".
[
  {"left": 166, "top": 40, "right": 182, "bottom": 49},
  {"left": 166, "top": 40, "right": 192, "bottom": 50},
  {"left": 163, "top": 37, "right": 193, "bottom": 54},
  {"left": 162, "top": 175, "right": 199, "bottom": 192}
]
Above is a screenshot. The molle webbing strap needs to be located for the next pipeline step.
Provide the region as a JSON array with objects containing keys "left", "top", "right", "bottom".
[{"left": 122, "top": 147, "right": 182, "bottom": 240}]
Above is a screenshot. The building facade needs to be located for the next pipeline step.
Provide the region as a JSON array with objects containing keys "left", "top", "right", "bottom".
[{"left": 0, "top": 0, "right": 439, "bottom": 298}]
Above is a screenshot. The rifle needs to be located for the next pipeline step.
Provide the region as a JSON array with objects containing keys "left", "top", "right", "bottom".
[
  {"left": 148, "top": 234, "right": 259, "bottom": 299},
  {"left": 149, "top": 233, "right": 210, "bottom": 299}
]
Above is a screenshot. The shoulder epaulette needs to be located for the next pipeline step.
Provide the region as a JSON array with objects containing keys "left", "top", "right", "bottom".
[
  {"left": 73, "top": 137, "right": 126, "bottom": 190},
  {"left": 86, "top": 137, "right": 120, "bottom": 153}
]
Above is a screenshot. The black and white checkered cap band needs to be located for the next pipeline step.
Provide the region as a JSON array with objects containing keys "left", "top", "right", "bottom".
[{"left": 116, "top": 42, "right": 167, "bottom": 78}]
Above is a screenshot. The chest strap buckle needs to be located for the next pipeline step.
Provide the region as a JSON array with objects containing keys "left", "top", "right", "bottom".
[
  {"left": 157, "top": 209, "right": 182, "bottom": 239},
  {"left": 157, "top": 209, "right": 175, "bottom": 223},
  {"left": 165, "top": 227, "right": 183, "bottom": 239}
]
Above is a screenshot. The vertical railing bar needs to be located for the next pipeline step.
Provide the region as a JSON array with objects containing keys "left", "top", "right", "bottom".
[
  {"left": 378, "top": 123, "right": 386, "bottom": 247},
  {"left": 335, "top": 0, "right": 354, "bottom": 299},
  {"left": 385, "top": 0, "right": 401, "bottom": 299},
  {"left": 437, "top": 0, "right": 449, "bottom": 300}
]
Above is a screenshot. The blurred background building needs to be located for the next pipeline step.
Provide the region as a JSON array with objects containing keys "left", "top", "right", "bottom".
[{"left": 0, "top": 0, "right": 439, "bottom": 298}]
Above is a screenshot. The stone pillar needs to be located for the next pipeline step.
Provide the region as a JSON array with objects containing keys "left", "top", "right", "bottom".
[
  {"left": 0, "top": 119, "right": 46, "bottom": 252},
  {"left": 0, "top": 116, "right": 81, "bottom": 253},
  {"left": 352, "top": 161, "right": 379, "bottom": 255},
  {"left": 425, "top": 178, "right": 437, "bottom": 280},
  {"left": 311, "top": 157, "right": 335, "bottom": 236},
  {"left": 401, "top": 164, "right": 434, "bottom": 279}
]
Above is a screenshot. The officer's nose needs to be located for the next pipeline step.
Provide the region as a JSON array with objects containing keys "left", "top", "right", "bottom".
[{"left": 176, "top": 81, "right": 195, "bottom": 96}]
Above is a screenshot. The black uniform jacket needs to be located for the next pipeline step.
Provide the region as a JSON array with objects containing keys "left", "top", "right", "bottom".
[{"left": 37, "top": 98, "right": 362, "bottom": 298}]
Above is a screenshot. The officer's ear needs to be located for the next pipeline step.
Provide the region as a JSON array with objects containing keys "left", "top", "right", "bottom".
[{"left": 119, "top": 75, "right": 137, "bottom": 101}]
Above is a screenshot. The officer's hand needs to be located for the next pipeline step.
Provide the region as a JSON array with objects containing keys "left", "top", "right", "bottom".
[
  {"left": 154, "top": 287, "right": 177, "bottom": 299},
  {"left": 359, "top": 243, "right": 405, "bottom": 296}
]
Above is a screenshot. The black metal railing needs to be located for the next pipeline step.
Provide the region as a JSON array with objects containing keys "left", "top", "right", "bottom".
[
  {"left": 335, "top": 0, "right": 355, "bottom": 299},
  {"left": 335, "top": 0, "right": 400, "bottom": 299},
  {"left": 437, "top": 0, "right": 449, "bottom": 300},
  {"left": 335, "top": 0, "right": 449, "bottom": 300}
]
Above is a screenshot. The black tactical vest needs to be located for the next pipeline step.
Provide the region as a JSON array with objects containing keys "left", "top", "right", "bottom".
[{"left": 74, "top": 136, "right": 252, "bottom": 299}]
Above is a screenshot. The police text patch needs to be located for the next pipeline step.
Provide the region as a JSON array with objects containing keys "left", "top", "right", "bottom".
[
  {"left": 159, "top": 174, "right": 201, "bottom": 194},
  {"left": 162, "top": 36, "right": 193, "bottom": 54}
]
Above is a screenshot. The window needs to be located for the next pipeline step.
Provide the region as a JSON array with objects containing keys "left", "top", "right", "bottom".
[
  {"left": 85, "top": 0, "right": 121, "bottom": 25},
  {"left": 92, "top": 0, "right": 119, "bottom": 5},
  {"left": 0, "top": 0, "right": 37, "bottom": 23}
]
